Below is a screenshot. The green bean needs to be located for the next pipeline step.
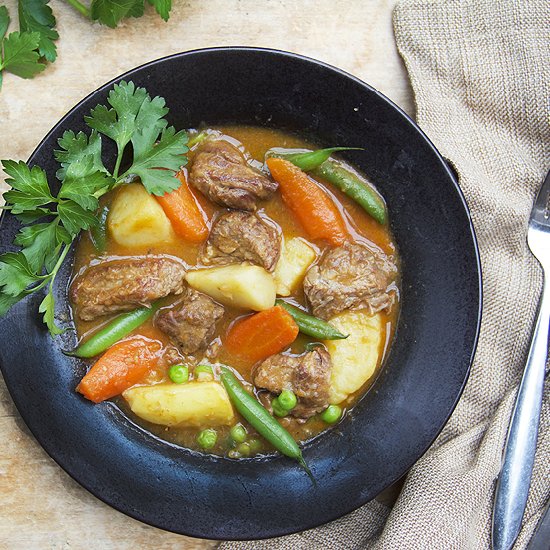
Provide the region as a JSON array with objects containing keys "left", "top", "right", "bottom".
[
  {"left": 278, "top": 147, "right": 363, "bottom": 171},
  {"left": 89, "top": 205, "right": 109, "bottom": 252},
  {"left": 269, "top": 147, "right": 387, "bottom": 224},
  {"left": 71, "top": 302, "right": 161, "bottom": 358},
  {"left": 275, "top": 300, "right": 348, "bottom": 340},
  {"left": 220, "top": 367, "right": 311, "bottom": 474},
  {"left": 313, "top": 161, "right": 387, "bottom": 224}
]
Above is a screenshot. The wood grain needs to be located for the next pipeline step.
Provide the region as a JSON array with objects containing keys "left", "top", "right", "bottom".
[{"left": 0, "top": 1, "right": 413, "bottom": 547}]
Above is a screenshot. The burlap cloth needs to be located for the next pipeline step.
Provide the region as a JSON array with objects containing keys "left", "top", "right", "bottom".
[{"left": 220, "top": 1, "right": 550, "bottom": 548}]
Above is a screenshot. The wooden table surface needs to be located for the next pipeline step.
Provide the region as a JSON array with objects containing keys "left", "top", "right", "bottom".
[{"left": 0, "top": 1, "right": 413, "bottom": 547}]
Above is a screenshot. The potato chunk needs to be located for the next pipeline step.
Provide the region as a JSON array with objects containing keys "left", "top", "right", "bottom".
[
  {"left": 123, "top": 381, "right": 234, "bottom": 427},
  {"left": 186, "top": 265, "right": 276, "bottom": 311},
  {"left": 108, "top": 183, "right": 175, "bottom": 247},
  {"left": 273, "top": 237, "right": 317, "bottom": 296},
  {"left": 325, "top": 311, "right": 383, "bottom": 404}
]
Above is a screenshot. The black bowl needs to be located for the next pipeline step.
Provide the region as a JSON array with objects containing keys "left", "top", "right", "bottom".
[{"left": 0, "top": 48, "right": 481, "bottom": 540}]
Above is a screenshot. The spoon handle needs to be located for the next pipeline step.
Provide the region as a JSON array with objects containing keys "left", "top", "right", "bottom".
[{"left": 492, "top": 279, "right": 550, "bottom": 550}]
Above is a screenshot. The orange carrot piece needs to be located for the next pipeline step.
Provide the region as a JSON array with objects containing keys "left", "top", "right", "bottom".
[
  {"left": 155, "top": 171, "right": 209, "bottom": 242},
  {"left": 266, "top": 157, "right": 349, "bottom": 246},
  {"left": 225, "top": 306, "right": 299, "bottom": 363},
  {"left": 77, "top": 338, "right": 162, "bottom": 403}
]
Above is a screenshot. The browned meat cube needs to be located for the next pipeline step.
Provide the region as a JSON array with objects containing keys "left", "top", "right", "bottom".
[
  {"left": 189, "top": 140, "right": 277, "bottom": 211},
  {"left": 304, "top": 242, "right": 397, "bottom": 320},
  {"left": 71, "top": 256, "right": 186, "bottom": 321},
  {"left": 155, "top": 288, "right": 224, "bottom": 355},
  {"left": 200, "top": 211, "right": 281, "bottom": 272},
  {"left": 253, "top": 348, "right": 332, "bottom": 418}
]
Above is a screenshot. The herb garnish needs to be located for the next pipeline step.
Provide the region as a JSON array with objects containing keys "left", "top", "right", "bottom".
[
  {"left": 0, "top": 80, "right": 188, "bottom": 334},
  {"left": 0, "top": 5, "right": 47, "bottom": 90},
  {"left": 0, "top": 1, "right": 172, "bottom": 91}
]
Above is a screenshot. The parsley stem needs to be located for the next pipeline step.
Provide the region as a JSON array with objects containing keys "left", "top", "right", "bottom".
[
  {"left": 113, "top": 153, "right": 123, "bottom": 180},
  {"left": 63, "top": 0, "right": 91, "bottom": 19},
  {"left": 51, "top": 244, "right": 71, "bottom": 277},
  {"left": 27, "top": 243, "right": 72, "bottom": 294},
  {"left": 26, "top": 279, "right": 50, "bottom": 294}
]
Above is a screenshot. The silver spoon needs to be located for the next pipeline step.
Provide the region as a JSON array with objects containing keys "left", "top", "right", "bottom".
[{"left": 492, "top": 169, "right": 550, "bottom": 550}]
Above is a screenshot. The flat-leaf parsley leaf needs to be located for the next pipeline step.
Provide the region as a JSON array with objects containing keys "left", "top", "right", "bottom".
[
  {"left": 18, "top": 0, "right": 58, "bottom": 62},
  {"left": 54, "top": 130, "right": 108, "bottom": 180},
  {"left": 0, "top": 30, "right": 45, "bottom": 82},
  {"left": 147, "top": 0, "right": 171, "bottom": 22}
]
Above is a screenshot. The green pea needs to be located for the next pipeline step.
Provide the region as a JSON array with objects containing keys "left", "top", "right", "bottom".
[
  {"left": 230, "top": 423, "right": 248, "bottom": 444},
  {"left": 278, "top": 390, "right": 297, "bottom": 411},
  {"left": 197, "top": 428, "right": 217, "bottom": 449},
  {"left": 228, "top": 449, "right": 241, "bottom": 459},
  {"left": 321, "top": 405, "right": 343, "bottom": 424},
  {"left": 248, "top": 438, "right": 262, "bottom": 454},
  {"left": 271, "top": 397, "right": 288, "bottom": 418},
  {"left": 236, "top": 442, "right": 251, "bottom": 457},
  {"left": 169, "top": 365, "right": 189, "bottom": 384}
]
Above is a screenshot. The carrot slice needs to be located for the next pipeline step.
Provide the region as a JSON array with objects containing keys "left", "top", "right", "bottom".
[
  {"left": 155, "top": 171, "right": 209, "bottom": 242},
  {"left": 225, "top": 305, "right": 299, "bottom": 364},
  {"left": 77, "top": 337, "right": 162, "bottom": 403},
  {"left": 266, "top": 157, "right": 349, "bottom": 246}
]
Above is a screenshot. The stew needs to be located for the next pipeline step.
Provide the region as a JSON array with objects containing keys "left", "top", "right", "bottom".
[{"left": 69, "top": 125, "right": 400, "bottom": 460}]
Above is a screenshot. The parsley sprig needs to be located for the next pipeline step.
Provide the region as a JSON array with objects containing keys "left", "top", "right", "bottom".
[
  {"left": 0, "top": 80, "right": 188, "bottom": 334},
  {"left": 85, "top": 0, "right": 172, "bottom": 28},
  {"left": 0, "top": 3, "right": 50, "bottom": 90},
  {"left": 0, "top": 1, "right": 172, "bottom": 92}
]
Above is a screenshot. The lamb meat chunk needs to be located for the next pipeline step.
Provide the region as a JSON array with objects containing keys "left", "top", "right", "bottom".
[
  {"left": 253, "top": 348, "right": 332, "bottom": 418},
  {"left": 304, "top": 242, "right": 397, "bottom": 320},
  {"left": 155, "top": 288, "right": 224, "bottom": 355},
  {"left": 71, "top": 256, "right": 186, "bottom": 321},
  {"left": 200, "top": 211, "right": 281, "bottom": 271},
  {"left": 190, "top": 140, "right": 277, "bottom": 210}
]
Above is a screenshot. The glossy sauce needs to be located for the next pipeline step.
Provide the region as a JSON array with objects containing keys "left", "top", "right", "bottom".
[{"left": 71, "top": 125, "right": 400, "bottom": 457}]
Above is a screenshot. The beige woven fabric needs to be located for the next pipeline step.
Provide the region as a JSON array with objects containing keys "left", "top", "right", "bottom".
[{"left": 220, "top": 0, "right": 550, "bottom": 548}]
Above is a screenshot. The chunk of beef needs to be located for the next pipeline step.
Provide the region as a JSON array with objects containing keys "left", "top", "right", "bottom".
[
  {"left": 162, "top": 346, "right": 185, "bottom": 367},
  {"left": 303, "top": 242, "right": 397, "bottom": 320},
  {"left": 71, "top": 256, "right": 186, "bottom": 321},
  {"left": 155, "top": 288, "right": 224, "bottom": 355},
  {"left": 190, "top": 140, "right": 277, "bottom": 210},
  {"left": 253, "top": 348, "right": 332, "bottom": 418},
  {"left": 200, "top": 211, "right": 281, "bottom": 271}
]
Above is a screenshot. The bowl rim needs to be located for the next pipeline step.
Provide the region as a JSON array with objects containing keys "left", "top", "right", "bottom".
[{"left": 0, "top": 46, "right": 483, "bottom": 540}]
